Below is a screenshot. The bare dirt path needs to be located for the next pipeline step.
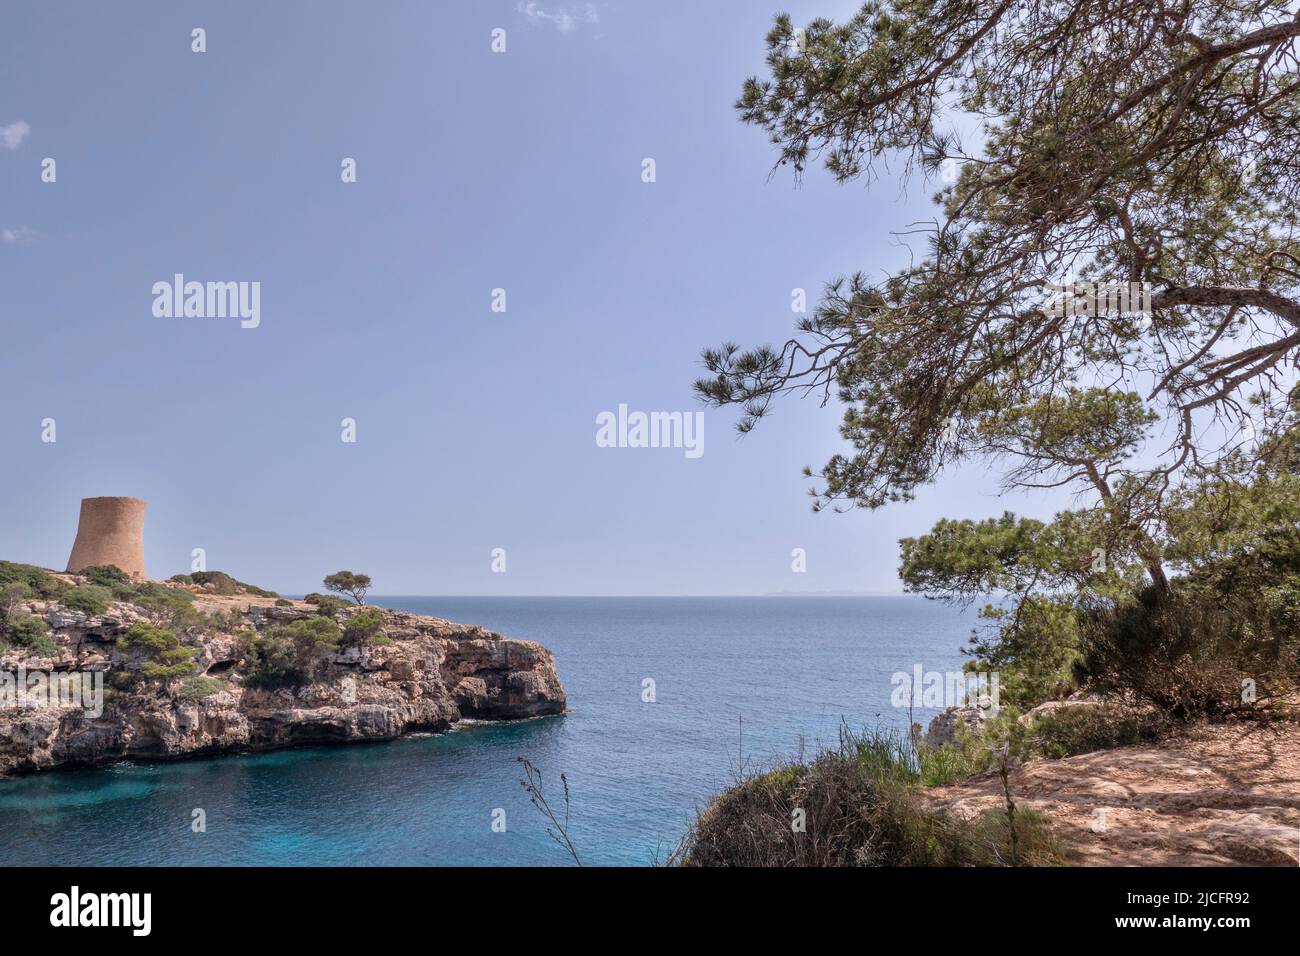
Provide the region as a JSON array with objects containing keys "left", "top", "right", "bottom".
[{"left": 928, "top": 719, "right": 1300, "bottom": 866}]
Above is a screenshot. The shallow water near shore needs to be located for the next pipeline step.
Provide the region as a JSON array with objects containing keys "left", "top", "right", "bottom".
[{"left": 0, "top": 596, "right": 971, "bottom": 866}]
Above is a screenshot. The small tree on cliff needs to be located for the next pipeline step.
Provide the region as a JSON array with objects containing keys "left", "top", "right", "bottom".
[
  {"left": 1, "top": 583, "right": 31, "bottom": 626},
  {"left": 243, "top": 616, "right": 343, "bottom": 688},
  {"left": 324, "top": 571, "right": 371, "bottom": 605},
  {"left": 342, "top": 607, "right": 389, "bottom": 647},
  {"left": 116, "top": 623, "right": 198, "bottom": 682}
]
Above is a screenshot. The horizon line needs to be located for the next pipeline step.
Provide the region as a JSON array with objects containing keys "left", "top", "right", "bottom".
[{"left": 318, "top": 591, "right": 916, "bottom": 599}]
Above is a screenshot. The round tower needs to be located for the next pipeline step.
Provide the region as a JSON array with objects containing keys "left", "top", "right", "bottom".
[{"left": 66, "top": 496, "right": 147, "bottom": 580}]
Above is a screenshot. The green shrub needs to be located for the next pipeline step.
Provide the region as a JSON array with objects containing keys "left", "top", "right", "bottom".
[
  {"left": 677, "top": 726, "right": 1066, "bottom": 867},
  {"left": 342, "top": 608, "right": 387, "bottom": 647},
  {"left": 25, "top": 631, "right": 58, "bottom": 658},
  {"left": 274, "top": 598, "right": 292, "bottom": 607},
  {"left": 206, "top": 609, "right": 248, "bottom": 634},
  {"left": 116, "top": 623, "right": 198, "bottom": 681},
  {"left": 168, "top": 574, "right": 194, "bottom": 585},
  {"left": 130, "top": 582, "right": 202, "bottom": 632},
  {"left": 242, "top": 616, "right": 342, "bottom": 688},
  {"left": 119, "top": 623, "right": 179, "bottom": 654},
  {"left": 681, "top": 707, "right": 1171, "bottom": 869},
  {"left": 77, "top": 565, "right": 135, "bottom": 598},
  {"left": 1021, "top": 705, "right": 1169, "bottom": 759},
  {"left": 241, "top": 633, "right": 299, "bottom": 688},
  {"left": 964, "top": 596, "right": 1081, "bottom": 710},
  {"left": 1, "top": 582, "right": 32, "bottom": 620},
  {"left": 178, "top": 676, "right": 226, "bottom": 702},
  {"left": 6, "top": 612, "right": 48, "bottom": 643},
  {"left": 62, "top": 585, "right": 113, "bottom": 616},
  {"left": 917, "top": 704, "right": 1173, "bottom": 787},
  {"left": 190, "top": 571, "right": 239, "bottom": 595},
  {"left": 134, "top": 581, "right": 195, "bottom": 603},
  {"left": 1076, "top": 584, "right": 1297, "bottom": 719},
  {"left": 277, "top": 616, "right": 342, "bottom": 652},
  {"left": 5, "top": 614, "right": 57, "bottom": 656},
  {"left": 304, "top": 592, "right": 350, "bottom": 613},
  {"left": 0, "top": 560, "right": 69, "bottom": 600},
  {"left": 913, "top": 733, "right": 1002, "bottom": 787},
  {"left": 138, "top": 597, "right": 212, "bottom": 636},
  {"left": 189, "top": 570, "right": 277, "bottom": 598}
]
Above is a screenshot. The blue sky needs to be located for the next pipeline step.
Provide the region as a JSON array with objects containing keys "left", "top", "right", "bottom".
[{"left": 0, "top": 1, "right": 1071, "bottom": 595}]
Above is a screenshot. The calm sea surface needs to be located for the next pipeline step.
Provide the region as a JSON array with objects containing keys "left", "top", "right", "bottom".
[{"left": 0, "top": 596, "right": 972, "bottom": 866}]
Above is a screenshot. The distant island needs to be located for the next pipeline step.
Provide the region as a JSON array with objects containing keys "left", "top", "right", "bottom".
[{"left": 761, "top": 590, "right": 906, "bottom": 598}]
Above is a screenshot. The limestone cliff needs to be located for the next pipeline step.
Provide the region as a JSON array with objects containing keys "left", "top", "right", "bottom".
[{"left": 0, "top": 582, "right": 565, "bottom": 776}]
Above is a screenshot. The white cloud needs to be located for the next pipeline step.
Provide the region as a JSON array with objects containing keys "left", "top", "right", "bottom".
[
  {"left": 516, "top": 2, "right": 598, "bottom": 34},
  {"left": 0, "top": 120, "right": 31, "bottom": 150},
  {"left": 2, "top": 225, "right": 37, "bottom": 244}
]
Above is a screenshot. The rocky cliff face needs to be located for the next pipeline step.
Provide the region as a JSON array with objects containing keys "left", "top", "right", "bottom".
[{"left": 0, "top": 588, "right": 565, "bottom": 776}]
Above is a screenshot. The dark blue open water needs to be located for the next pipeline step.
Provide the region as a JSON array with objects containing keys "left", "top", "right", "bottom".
[{"left": 0, "top": 596, "right": 972, "bottom": 866}]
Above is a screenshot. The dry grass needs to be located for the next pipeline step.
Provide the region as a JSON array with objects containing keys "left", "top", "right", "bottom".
[{"left": 676, "top": 726, "right": 1069, "bottom": 867}]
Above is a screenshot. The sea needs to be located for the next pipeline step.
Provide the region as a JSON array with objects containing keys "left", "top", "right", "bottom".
[{"left": 0, "top": 596, "right": 973, "bottom": 866}]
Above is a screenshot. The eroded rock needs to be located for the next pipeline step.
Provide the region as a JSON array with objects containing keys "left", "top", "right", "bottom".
[
  {"left": 0, "top": 596, "right": 565, "bottom": 776},
  {"left": 925, "top": 705, "right": 988, "bottom": 748}
]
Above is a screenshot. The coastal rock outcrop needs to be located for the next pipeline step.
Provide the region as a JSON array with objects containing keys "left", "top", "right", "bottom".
[
  {"left": 0, "top": 583, "right": 565, "bottom": 776},
  {"left": 924, "top": 705, "right": 988, "bottom": 748}
]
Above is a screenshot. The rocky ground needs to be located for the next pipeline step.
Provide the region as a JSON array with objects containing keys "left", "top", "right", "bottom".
[
  {"left": 0, "top": 577, "right": 566, "bottom": 776},
  {"left": 928, "top": 717, "right": 1300, "bottom": 866}
]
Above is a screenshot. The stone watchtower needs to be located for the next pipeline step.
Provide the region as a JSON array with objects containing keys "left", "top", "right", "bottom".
[{"left": 66, "top": 496, "right": 147, "bottom": 580}]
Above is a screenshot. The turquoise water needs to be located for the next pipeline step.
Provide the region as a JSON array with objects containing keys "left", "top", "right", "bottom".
[{"left": 0, "top": 597, "right": 972, "bottom": 866}]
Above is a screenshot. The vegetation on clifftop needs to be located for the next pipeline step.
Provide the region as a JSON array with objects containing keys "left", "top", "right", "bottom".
[
  {"left": 241, "top": 616, "right": 343, "bottom": 688},
  {"left": 684, "top": 0, "right": 1300, "bottom": 864},
  {"left": 0, "top": 560, "right": 69, "bottom": 600},
  {"left": 168, "top": 570, "right": 277, "bottom": 598},
  {"left": 324, "top": 570, "right": 371, "bottom": 605},
  {"left": 116, "top": 622, "right": 199, "bottom": 682},
  {"left": 677, "top": 727, "right": 1067, "bottom": 867},
  {"left": 701, "top": 0, "right": 1300, "bottom": 721},
  {"left": 0, "top": 561, "right": 396, "bottom": 700}
]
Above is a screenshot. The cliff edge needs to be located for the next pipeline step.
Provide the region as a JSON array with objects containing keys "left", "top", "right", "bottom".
[
  {"left": 926, "top": 716, "right": 1300, "bottom": 866},
  {"left": 0, "top": 573, "right": 565, "bottom": 776}
]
